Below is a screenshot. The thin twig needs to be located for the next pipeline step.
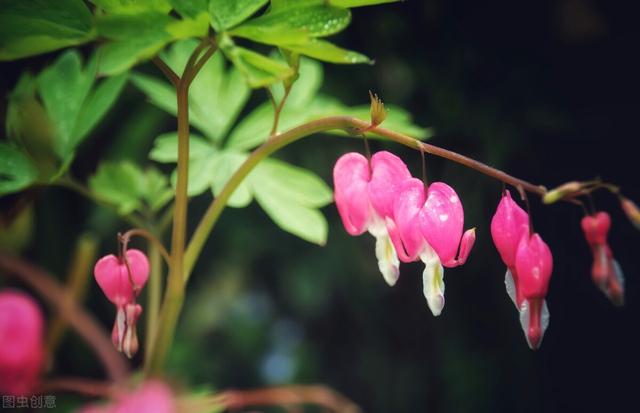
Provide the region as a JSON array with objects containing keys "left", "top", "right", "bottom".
[
  {"left": 119, "top": 228, "right": 171, "bottom": 266},
  {"left": 38, "top": 378, "right": 117, "bottom": 398},
  {"left": 151, "top": 56, "right": 179, "bottom": 88},
  {"left": 0, "top": 254, "right": 129, "bottom": 382}
]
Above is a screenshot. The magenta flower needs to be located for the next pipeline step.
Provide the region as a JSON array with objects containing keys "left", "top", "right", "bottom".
[
  {"left": 333, "top": 151, "right": 411, "bottom": 286},
  {"left": 581, "top": 211, "right": 624, "bottom": 306},
  {"left": 491, "top": 191, "right": 551, "bottom": 349},
  {"left": 0, "top": 289, "right": 44, "bottom": 396},
  {"left": 515, "top": 233, "right": 553, "bottom": 350},
  {"left": 94, "top": 249, "right": 149, "bottom": 358},
  {"left": 490, "top": 190, "right": 529, "bottom": 307},
  {"left": 387, "top": 178, "right": 475, "bottom": 316},
  {"left": 77, "top": 380, "right": 175, "bottom": 413}
]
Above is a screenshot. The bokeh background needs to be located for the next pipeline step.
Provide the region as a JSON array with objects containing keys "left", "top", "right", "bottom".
[{"left": 2, "top": 1, "right": 639, "bottom": 412}]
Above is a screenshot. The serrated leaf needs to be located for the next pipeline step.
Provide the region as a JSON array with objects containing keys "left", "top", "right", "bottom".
[
  {"left": 37, "top": 50, "right": 95, "bottom": 159},
  {"left": 253, "top": 181, "right": 328, "bottom": 245},
  {"left": 0, "top": 0, "right": 94, "bottom": 61},
  {"left": 232, "top": 5, "right": 351, "bottom": 45},
  {"left": 210, "top": 151, "right": 253, "bottom": 207},
  {"left": 74, "top": 72, "right": 128, "bottom": 143},
  {"left": 149, "top": 132, "right": 211, "bottom": 163},
  {"left": 252, "top": 158, "right": 332, "bottom": 207},
  {"left": 0, "top": 143, "right": 38, "bottom": 195},
  {"left": 223, "top": 46, "right": 294, "bottom": 88},
  {"left": 209, "top": 0, "right": 269, "bottom": 31},
  {"left": 283, "top": 39, "right": 371, "bottom": 64},
  {"left": 88, "top": 161, "right": 146, "bottom": 214},
  {"left": 131, "top": 73, "right": 177, "bottom": 114}
]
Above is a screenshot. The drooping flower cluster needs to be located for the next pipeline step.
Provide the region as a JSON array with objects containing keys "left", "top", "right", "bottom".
[
  {"left": 581, "top": 211, "right": 624, "bottom": 306},
  {"left": 333, "top": 151, "right": 476, "bottom": 316},
  {"left": 491, "top": 190, "right": 553, "bottom": 349},
  {"left": 0, "top": 289, "right": 45, "bottom": 396},
  {"left": 94, "top": 249, "right": 149, "bottom": 358}
]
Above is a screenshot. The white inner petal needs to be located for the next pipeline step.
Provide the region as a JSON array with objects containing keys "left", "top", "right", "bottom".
[
  {"left": 374, "top": 232, "right": 400, "bottom": 287},
  {"left": 420, "top": 246, "right": 445, "bottom": 316},
  {"left": 504, "top": 268, "right": 517, "bottom": 308}
]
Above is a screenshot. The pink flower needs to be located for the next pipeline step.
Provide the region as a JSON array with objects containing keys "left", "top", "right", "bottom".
[
  {"left": 94, "top": 249, "right": 149, "bottom": 358},
  {"left": 387, "top": 179, "right": 475, "bottom": 316},
  {"left": 490, "top": 190, "right": 529, "bottom": 307},
  {"left": 77, "top": 380, "right": 175, "bottom": 413},
  {"left": 515, "top": 233, "right": 553, "bottom": 350},
  {"left": 491, "top": 191, "right": 551, "bottom": 349},
  {"left": 581, "top": 211, "right": 624, "bottom": 306},
  {"left": 333, "top": 151, "right": 411, "bottom": 286},
  {"left": 0, "top": 289, "right": 44, "bottom": 395}
]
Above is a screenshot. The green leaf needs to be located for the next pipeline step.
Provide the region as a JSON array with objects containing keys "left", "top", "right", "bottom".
[
  {"left": 210, "top": 151, "right": 253, "bottom": 207},
  {"left": 170, "top": 151, "right": 218, "bottom": 196},
  {"left": 131, "top": 73, "right": 177, "bottom": 115},
  {"left": 142, "top": 167, "right": 173, "bottom": 211},
  {"left": 331, "top": 0, "right": 399, "bottom": 7},
  {"left": 88, "top": 161, "right": 145, "bottom": 214},
  {"left": 0, "top": 0, "right": 94, "bottom": 61},
  {"left": 0, "top": 143, "right": 38, "bottom": 195},
  {"left": 37, "top": 50, "right": 95, "bottom": 159},
  {"left": 96, "top": 13, "right": 174, "bottom": 75},
  {"left": 170, "top": 0, "right": 208, "bottom": 18},
  {"left": 90, "top": 0, "right": 171, "bottom": 14},
  {"left": 149, "top": 132, "right": 211, "bottom": 163},
  {"left": 283, "top": 39, "right": 371, "bottom": 64},
  {"left": 252, "top": 158, "right": 332, "bottom": 207},
  {"left": 231, "top": 5, "right": 351, "bottom": 46},
  {"left": 209, "top": 0, "right": 269, "bottom": 31},
  {"left": 74, "top": 72, "right": 128, "bottom": 143},
  {"left": 225, "top": 103, "right": 273, "bottom": 150},
  {"left": 223, "top": 45, "right": 294, "bottom": 88},
  {"left": 252, "top": 177, "right": 328, "bottom": 245}
]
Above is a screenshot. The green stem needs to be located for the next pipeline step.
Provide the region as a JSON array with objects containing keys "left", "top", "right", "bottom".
[
  {"left": 183, "top": 116, "right": 546, "bottom": 281},
  {"left": 144, "top": 40, "right": 217, "bottom": 376},
  {"left": 145, "top": 236, "right": 163, "bottom": 358}
]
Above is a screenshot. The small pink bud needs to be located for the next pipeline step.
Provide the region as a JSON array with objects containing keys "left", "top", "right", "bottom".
[
  {"left": 620, "top": 196, "right": 640, "bottom": 230},
  {"left": 94, "top": 249, "right": 149, "bottom": 307},
  {"left": 581, "top": 212, "right": 625, "bottom": 306},
  {"left": 0, "top": 290, "right": 44, "bottom": 395},
  {"left": 491, "top": 190, "right": 529, "bottom": 268}
]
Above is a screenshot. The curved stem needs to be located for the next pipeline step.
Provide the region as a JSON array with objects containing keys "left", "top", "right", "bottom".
[
  {"left": 183, "top": 116, "right": 545, "bottom": 281},
  {"left": 0, "top": 254, "right": 129, "bottom": 382},
  {"left": 119, "top": 228, "right": 170, "bottom": 266},
  {"left": 151, "top": 56, "right": 179, "bottom": 88}
]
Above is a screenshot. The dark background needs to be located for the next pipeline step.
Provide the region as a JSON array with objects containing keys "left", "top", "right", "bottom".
[{"left": 2, "top": 1, "right": 639, "bottom": 412}]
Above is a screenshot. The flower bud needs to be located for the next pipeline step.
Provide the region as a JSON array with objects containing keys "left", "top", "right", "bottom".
[
  {"left": 542, "top": 181, "right": 584, "bottom": 204},
  {"left": 94, "top": 249, "right": 149, "bottom": 307},
  {"left": 369, "top": 91, "right": 387, "bottom": 126},
  {"left": 620, "top": 196, "right": 640, "bottom": 230}
]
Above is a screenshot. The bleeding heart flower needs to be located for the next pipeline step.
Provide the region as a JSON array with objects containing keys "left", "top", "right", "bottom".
[
  {"left": 0, "top": 289, "right": 44, "bottom": 396},
  {"left": 333, "top": 151, "right": 411, "bottom": 286},
  {"left": 515, "top": 233, "right": 553, "bottom": 350},
  {"left": 581, "top": 211, "right": 624, "bottom": 306},
  {"left": 94, "top": 249, "right": 149, "bottom": 358},
  {"left": 418, "top": 182, "right": 476, "bottom": 268},
  {"left": 490, "top": 190, "right": 529, "bottom": 308},
  {"left": 387, "top": 178, "right": 475, "bottom": 316}
]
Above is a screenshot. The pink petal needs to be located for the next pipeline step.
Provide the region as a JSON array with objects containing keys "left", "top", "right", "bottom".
[
  {"left": 94, "top": 250, "right": 149, "bottom": 307},
  {"left": 418, "top": 182, "right": 464, "bottom": 266},
  {"left": 581, "top": 211, "right": 611, "bottom": 246},
  {"left": 388, "top": 178, "right": 428, "bottom": 262},
  {"left": 490, "top": 190, "right": 529, "bottom": 268},
  {"left": 368, "top": 151, "right": 412, "bottom": 219},
  {"left": 455, "top": 228, "right": 476, "bottom": 265},
  {"left": 0, "top": 290, "right": 44, "bottom": 396},
  {"left": 113, "top": 381, "right": 175, "bottom": 413},
  {"left": 333, "top": 152, "right": 372, "bottom": 236},
  {"left": 515, "top": 233, "right": 553, "bottom": 299}
]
